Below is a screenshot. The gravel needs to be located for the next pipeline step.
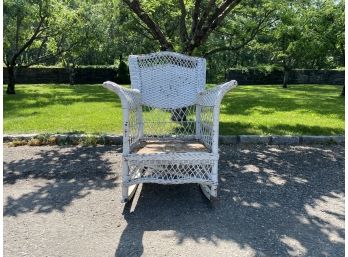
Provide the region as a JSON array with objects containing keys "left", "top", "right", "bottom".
[{"left": 3, "top": 145, "right": 345, "bottom": 257}]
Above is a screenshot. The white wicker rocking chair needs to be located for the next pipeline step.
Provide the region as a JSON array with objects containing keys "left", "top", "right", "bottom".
[{"left": 103, "top": 51, "right": 237, "bottom": 203}]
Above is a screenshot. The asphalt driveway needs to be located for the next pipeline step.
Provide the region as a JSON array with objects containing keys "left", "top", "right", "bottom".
[{"left": 3, "top": 144, "right": 345, "bottom": 257}]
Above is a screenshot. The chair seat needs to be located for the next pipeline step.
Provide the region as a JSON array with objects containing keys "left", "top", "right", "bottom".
[
  {"left": 132, "top": 139, "right": 208, "bottom": 154},
  {"left": 125, "top": 140, "right": 217, "bottom": 186}
]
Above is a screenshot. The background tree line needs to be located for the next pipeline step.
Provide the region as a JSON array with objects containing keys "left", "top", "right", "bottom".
[{"left": 4, "top": 0, "right": 344, "bottom": 94}]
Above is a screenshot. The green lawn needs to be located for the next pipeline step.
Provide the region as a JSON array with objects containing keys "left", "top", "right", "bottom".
[{"left": 3, "top": 84, "right": 344, "bottom": 135}]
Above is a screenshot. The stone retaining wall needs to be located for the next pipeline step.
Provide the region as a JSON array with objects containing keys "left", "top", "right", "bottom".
[
  {"left": 3, "top": 134, "right": 344, "bottom": 146},
  {"left": 3, "top": 67, "right": 117, "bottom": 84},
  {"left": 3, "top": 67, "right": 344, "bottom": 85},
  {"left": 226, "top": 69, "right": 344, "bottom": 85}
]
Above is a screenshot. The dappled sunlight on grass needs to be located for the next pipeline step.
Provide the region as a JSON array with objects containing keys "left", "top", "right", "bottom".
[
  {"left": 4, "top": 84, "right": 123, "bottom": 134},
  {"left": 219, "top": 85, "right": 344, "bottom": 135},
  {"left": 3, "top": 84, "right": 344, "bottom": 135}
]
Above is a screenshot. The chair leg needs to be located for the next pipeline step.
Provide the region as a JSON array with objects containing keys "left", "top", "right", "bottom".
[
  {"left": 200, "top": 184, "right": 211, "bottom": 200},
  {"left": 121, "top": 185, "right": 129, "bottom": 203},
  {"left": 212, "top": 161, "right": 219, "bottom": 199},
  {"left": 210, "top": 184, "right": 218, "bottom": 198},
  {"left": 121, "top": 160, "right": 139, "bottom": 203},
  {"left": 121, "top": 184, "right": 139, "bottom": 203},
  {"left": 199, "top": 183, "right": 217, "bottom": 201}
]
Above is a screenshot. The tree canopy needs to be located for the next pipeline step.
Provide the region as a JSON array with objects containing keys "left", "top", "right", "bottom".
[{"left": 3, "top": 0, "right": 345, "bottom": 92}]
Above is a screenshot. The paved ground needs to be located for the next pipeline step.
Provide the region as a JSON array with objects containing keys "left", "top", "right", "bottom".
[{"left": 3, "top": 145, "right": 344, "bottom": 257}]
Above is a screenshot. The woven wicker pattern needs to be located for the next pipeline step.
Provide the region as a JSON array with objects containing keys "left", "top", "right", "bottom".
[
  {"left": 128, "top": 107, "right": 141, "bottom": 147},
  {"left": 127, "top": 160, "right": 216, "bottom": 185},
  {"left": 199, "top": 106, "right": 214, "bottom": 149},
  {"left": 129, "top": 52, "right": 206, "bottom": 109},
  {"left": 103, "top": 51, "right": 237, "bottom": 202},
  {"left": 197, "top": 80, "right": 238, "bottom": 107}
]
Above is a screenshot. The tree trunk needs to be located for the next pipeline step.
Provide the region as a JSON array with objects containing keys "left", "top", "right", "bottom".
[
  {"left": 68, "top": 65, "right": 76, "bottom": 85},
  {"left": 282, "top": 69, "right": 289, "bottom": 89},
  {"left": 171, "top": 107, "right": 187, "bottom": 122},
  {"left": 6, "top": 66, "right": 16, "bottom": 94},
  {"left": 341, "top": 85, "right": 345, "bottom": 97}
]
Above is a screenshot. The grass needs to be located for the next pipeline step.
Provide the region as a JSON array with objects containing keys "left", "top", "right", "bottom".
[{"left": 3, "top": 84, "right": 344, "bottom": 135}]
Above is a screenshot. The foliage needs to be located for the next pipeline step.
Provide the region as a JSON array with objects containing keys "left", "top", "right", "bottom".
[
  {"left": 3, "top": 0, "right": 90, "bottom": 93},
  {"left": 3, "top": 0, "right": 344, "bottom": 84},
  {"left": 228, "top": 65, "right": 281, "bottom": 75},
  {"left": 203, "top": 0, "right": 344, "bottom": 79},
  {"left": 115, "top": 60, "right": 130, "bottom": 84},
  {"left": 4, "top": 84, "right": 344, "bottom": 135},
  {"left": 276, "top": 0, "right": 344, "bottom": 87},
  {"left": 9, "top": 139, "right": 28, "bottom": 147},
  {"left": 4, "top": 0, "right": 81, "bottom": 67}
]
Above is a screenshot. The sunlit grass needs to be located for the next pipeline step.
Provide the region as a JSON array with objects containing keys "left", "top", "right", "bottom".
[{"left": 3, "top": 84, "right": 344, "bottom": 135}]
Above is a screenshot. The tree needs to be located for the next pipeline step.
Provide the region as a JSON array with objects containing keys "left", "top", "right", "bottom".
[
  {"left": 3, "top": 0, "right": 81, "bottom": 94},
  {"left": 122, "top": 0, "right": 245, "bottom": 121},
  {"left": 123, "top": 0, "right": 244, "bottom": 55},
  {"left": 115, "top": 55, "right": 130, "bottom": 84},
  {"left": 272, "top": 14, "right": 301, "bottom": 88},
  {"left": 203, "top": 0, "right": 344, "bottom": 87},
  {"left": 265, "top": 0, "right": 344, "bottom": 88},
  {"left": 3, "top": 0, "right": 343, "bottom": 90},
  {"left": 58, "top": 1, "right": 159, "bottom": 73},
  {"left": 199, "top": 0, "right": 280, "bottom": 81},
  {"left": 4, "top": 0, "right": 46, "bottom": 93}
]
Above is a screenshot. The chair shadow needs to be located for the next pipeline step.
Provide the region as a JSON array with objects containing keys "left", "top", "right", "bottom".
[{"left": 115, "top": 145, "right": 344, "bottom": 257}]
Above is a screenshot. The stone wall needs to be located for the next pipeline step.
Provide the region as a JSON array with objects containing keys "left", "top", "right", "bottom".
[
  {"left": 3, "top": 67, "right": 344, "bottom": 85},
  {"left": 226, "top": 69, "right": 344, "bottom": 85},
  {"left": 3, "top": 67, "right": 117, "bottom": 84}
]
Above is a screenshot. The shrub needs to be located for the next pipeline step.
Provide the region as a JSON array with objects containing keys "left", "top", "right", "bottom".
[
  {"left": 115, "top": 60, "right": 130, "bottom": 84},
  {"left": 10, "top": 140, "right": 28, "bottom": 147},
  {"left": 28, "top": 138, "right": 43, "bottom": 146},
  {"left": 228, "top": 65, "right": 282, "bottom": 75},
  {"left": 80, "top": 135, "right": 98, "bottom": 146}
]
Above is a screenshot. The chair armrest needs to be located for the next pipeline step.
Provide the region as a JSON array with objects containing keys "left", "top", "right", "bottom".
[
  {"left": 196, "top": 80, "right": 238, "bottom": 107},
  {"left": 103, "top": 81, "right": 141, "bottom": 109}
]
